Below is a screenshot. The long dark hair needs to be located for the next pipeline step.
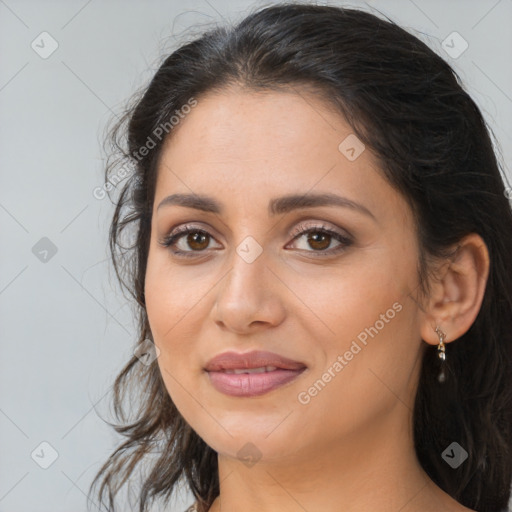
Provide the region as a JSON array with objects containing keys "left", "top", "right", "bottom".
[{"left": 88, "top": 3, "right": 512, "bottom": 511}]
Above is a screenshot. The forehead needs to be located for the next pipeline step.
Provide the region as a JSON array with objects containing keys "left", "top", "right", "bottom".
[
  {"left": 162, "top": 86, "right": 356, "bottom": 162},
  {"left": 153, "top": 87, "right": 403, "bottom": 223}
]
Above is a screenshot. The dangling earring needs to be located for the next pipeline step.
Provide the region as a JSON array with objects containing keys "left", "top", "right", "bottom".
[{"left": 435, "top": 326, "right": 446, "bottom": 383}]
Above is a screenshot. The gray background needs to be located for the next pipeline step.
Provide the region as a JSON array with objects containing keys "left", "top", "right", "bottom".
[{"left": 1, "top": 0, "right": 511, "bottom": 511}]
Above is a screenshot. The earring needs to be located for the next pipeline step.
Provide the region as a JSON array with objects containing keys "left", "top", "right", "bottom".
[{"left": 435, "top": 326, "right": 446, "bottom": 383}]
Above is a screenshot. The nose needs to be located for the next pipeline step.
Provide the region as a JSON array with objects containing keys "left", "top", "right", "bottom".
[{"left": 211, "top": 246, "right": 286, "bottom": 334}]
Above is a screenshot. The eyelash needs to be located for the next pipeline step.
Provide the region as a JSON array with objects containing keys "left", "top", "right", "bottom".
[{"left": 159, "top": 222, "right": 353, "bottom": 259}]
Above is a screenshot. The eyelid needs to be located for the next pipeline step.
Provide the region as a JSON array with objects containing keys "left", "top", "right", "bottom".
[
  {"left": 158, "top": 222, "right": 222, "bottom": 250},
  {"left": 287, "top": 219, "right": 352, "bottom": 241},
  {"left": 285, "top": 221, "right": 353, "bottom": 255},
  {"left": 159, "top": 219, "right": 353, "bottom": 258},
  {"left": 162, "top": 218, "right": 351, "bottom": 241}
]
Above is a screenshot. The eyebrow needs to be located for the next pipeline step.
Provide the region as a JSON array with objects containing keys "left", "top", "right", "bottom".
[{"left": 156, "top": 192, "right": 376, "bottom": 220}]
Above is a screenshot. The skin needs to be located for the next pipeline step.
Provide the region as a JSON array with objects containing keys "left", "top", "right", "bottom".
[{"left": 144, "top": 86, "right": 489, "bottom": 512}]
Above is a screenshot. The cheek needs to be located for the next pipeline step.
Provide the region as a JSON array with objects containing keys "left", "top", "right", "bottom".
[
  {"left": 144, "top": 283, "right": 199, "bottom": 428},
  {"left": 144, "top": 249, "right": 211, "bottom": 342},
  {"left": 145, "top": 257, "right": 193, "bottom": 377},
  {"left": 289, "top": 249, "right": 419, "bottom": 418},
  {"left": 294, "top": 301, "right": 420, "bottom": 448},
  {"left": 144, "top": 252, "right": 217, "bottom": 410},
  {"left": 287, "top": 245, "right": 415, "bottom": 346}
]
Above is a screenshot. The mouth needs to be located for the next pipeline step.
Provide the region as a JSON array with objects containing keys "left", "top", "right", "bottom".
[
  {"left": 204, "top": 350, "right": 307, "bottom": 397},
  {"left": 222, "top": 365, "right": 282, "bottom": 374}
]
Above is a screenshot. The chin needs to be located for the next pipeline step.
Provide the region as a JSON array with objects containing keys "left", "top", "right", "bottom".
[{"left": 195, "top": 420, "right": 302, "bottom": 463}]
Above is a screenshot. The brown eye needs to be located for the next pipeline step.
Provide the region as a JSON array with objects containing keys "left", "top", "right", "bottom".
[
  {"left": 305, "top": 231, "right": 332, "bottom": 251},
  {"left": 160, "top": 225, "right": 222, "bottom": 258},
  {"left": 287, "top": 223, "right": 353, "bottom": 256},
  {"left": 185, "top": 231, "right": 210, "bottom": 251}
]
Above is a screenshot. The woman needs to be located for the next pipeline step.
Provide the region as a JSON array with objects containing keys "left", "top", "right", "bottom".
[{"left": 88, "top": 3, "right": 512, "bottom": 512}]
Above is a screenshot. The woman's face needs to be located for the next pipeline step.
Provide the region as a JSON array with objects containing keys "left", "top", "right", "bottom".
[{"left": 145, "top": 87, "right": 425, "bottom": 464}]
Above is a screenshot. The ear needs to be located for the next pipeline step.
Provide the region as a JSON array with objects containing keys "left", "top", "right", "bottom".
[{"left": 419, "top": 233, "right": 490, "bottom": 346}]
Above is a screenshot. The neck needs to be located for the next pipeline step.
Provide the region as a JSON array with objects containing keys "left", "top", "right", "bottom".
[{"left": 206, "top": 403, "right": 459, "bottom": 512}]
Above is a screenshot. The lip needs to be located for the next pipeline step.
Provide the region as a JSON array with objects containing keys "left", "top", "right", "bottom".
[
  {"left": 204, "top": 350, "right": 308, "bottom": 398},
  {"left": 204, "top": 350, "right": 307, "bottom": 372}
]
